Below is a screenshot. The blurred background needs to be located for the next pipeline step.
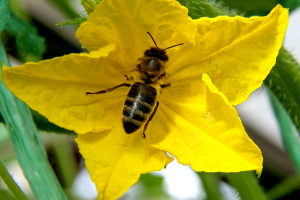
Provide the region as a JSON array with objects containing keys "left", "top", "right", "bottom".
[{"left": 1, "top": 0, "right": 300, "bottom": 199}]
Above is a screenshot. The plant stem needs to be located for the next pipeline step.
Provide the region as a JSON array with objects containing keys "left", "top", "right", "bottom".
[
  {"left": 197, "top": 172, "right": 222, "bottom": 200},
  {"left": 0, "top": 161, "right": 29, "bottom": 200},
  {"left": 269, "top": 90, "right": 300, "bottom": 177},
  {"left": 266, "top": 175, "right": 300, "bottom": 200},
  {"left": 226, "top": 172, "right": 267, "bottom": 200}
]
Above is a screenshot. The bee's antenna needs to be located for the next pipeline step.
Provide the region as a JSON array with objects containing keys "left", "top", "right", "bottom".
[
  {"left": 164, "top": 43, "right": 184, "bottom": 50},
  {"left": 147, "top": 32, "right": 157, "bottom": 47}
]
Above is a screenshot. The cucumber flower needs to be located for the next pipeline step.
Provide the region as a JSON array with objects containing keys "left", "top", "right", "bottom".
[{"left": 2, "top": 0, "right": 288, "bottom": 199}]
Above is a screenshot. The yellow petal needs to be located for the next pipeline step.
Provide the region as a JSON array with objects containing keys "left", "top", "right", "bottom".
[
  {"left": 167, "top": 5, "right": 289, "bottom": 105},
  {"left": 2, "top": 44, "right": 131, "bottom": 134},
  {"left": 152, "top": 74, "right": 262, "bottom": 174},
  {"left": 76, "top": 0, "right": 195, "bottom": 64},
  {"left": 76, "top": 124, "right": 172, "bottom": 200}
]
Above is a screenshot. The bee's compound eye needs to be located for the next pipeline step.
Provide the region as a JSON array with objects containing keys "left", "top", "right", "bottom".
[
  {"left": 161, "top": 54, "right": 168, "bottom": 61},
  {"left": 145, "top": 50, "right": 152, "bottom": 56}
]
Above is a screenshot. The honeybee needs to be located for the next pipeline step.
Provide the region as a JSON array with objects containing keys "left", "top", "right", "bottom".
[{"left": 86, "top": 32, "right": 183, "bottom": 137}]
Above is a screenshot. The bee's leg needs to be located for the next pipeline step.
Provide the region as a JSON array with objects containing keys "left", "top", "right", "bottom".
[
  {"left": 160, "top": 83, "right": 171, "bottom": 89},
  {"left": 159, "top": 83, "right": 171, "bottom": 94},
  {"left": 158, "top": 71, "right": 167, "bottom": 80},
  {"left": 143, "top": 101, "right": 159, "bottom": 138},
  {"left": 124, "top": 75, "right": 134, "bottom": 81},
  {"left": 86, "top": 83, "right": 131, "bottom": 95}
]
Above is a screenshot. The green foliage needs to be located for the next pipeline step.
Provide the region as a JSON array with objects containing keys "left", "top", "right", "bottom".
[
  {"left": 177, "top": 0, "right": 237, "bottom": 18},
  {"left": 0, "top": 0, "right": 10, "bottom": 31},
  {"left": 50, "top": 138, "right": 78, "bottom": 190},
  {"left": 281, "top": 0, "right": 300, "bottom": 12},
  {"left": 218, "top": 0, "right": 300, "bottom": 15},
  {"left": 269, "top": 90, "right": 300, "bottom": 177},
  {"left": 138, "top": 173, "right": 170, "bottom": 199},
  {"left": 0, "top": 190, "right": 17, "bottom": 200},
  {"left": 0, "top": 1, "right": 67, "bottom": 199},
  {"left": 0, "top": 7, "right": 74, "bottom": 135},
  {"left": 264, "top": 48, "right": 300, "bottom": 136},
  {"left": 4, "top": 12, "right": 46, "bottom": 60},
  {"left": 222, "top": 0, "right": 278, "bottom": 15},
  {"left": 139, "top": 173, "right": 164, "bottom": 188}
]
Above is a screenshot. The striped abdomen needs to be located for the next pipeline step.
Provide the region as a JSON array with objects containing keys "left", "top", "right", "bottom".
[{"left": 122, "top": 82, "right": 157, "bottom": 133}]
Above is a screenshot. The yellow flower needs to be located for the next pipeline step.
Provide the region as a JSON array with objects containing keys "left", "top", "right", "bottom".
[{"left": 2, "top": 0, "right": 288, "bottom": 199}]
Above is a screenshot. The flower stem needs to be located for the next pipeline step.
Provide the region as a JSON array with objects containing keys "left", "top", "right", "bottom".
[
  {"left": 52, "top": 136, "right": 77, "bottom": 188},
  {"left": 266, "top": 175, "right": 300, "bottom": 200},
  {"left": 269, "top": 89, "right": 300, "bottom": 177},
  {"left": 0, "top": 161, "right": 29, "bottom": 200},
  {"left": 197, "top": 172, "right": 222, "bottom": 200},
  {"left": 225, "top": 172, "right": 267, "bottom": 200}
]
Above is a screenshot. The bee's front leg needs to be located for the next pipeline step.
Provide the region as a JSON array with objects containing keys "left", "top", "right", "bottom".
[{"left": 86, "top": 83, "right": 131, "bottom": 95}]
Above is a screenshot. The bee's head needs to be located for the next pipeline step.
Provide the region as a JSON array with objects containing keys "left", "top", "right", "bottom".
[{"left": 144, "top": 47, "right": 168, "bottom": 62}]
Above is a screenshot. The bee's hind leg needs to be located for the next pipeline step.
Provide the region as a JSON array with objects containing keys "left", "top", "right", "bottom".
[
  {"left": 86, "top": 83, "right": 131, "bottom": 95},
  {"left": 143, "top": 101, "right": 159, "bottom": 138}
]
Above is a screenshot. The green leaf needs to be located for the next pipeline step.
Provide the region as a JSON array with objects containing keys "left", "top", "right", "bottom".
[
  {"left": 4, "top": 12, "right": 46, "bottom": 59},
  {"left": 177, "top": 0, "right": 237, "bottom": 18},
  {"left": 222, "top": 0, "right": 300, "bottom": 15},
  {"left": 0, "top": 1, "right": 67, "bottom": 199},
  {"left": 222, "top": 0, "right": 278, "bottom": 13},
  {"left": 0, "top": 47, "right": 68, "bottom": 200},
  {"left": 0, "top": 11, "right": 74, "bottom": 135},
  {"left": 264, "top": 48, "right": 300, "bottom": 136},
  {"left": 0, "top": 0, "right": 9, "bottom": 31},
  {"left": 56, "top": 17, "right": 87, "bottom": 26},
  {"left": 280, "top": 0, "right": 300, "bottom": 12},
  {"left": 0, "top": 190, "right": 17, "bottom": 200}
]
